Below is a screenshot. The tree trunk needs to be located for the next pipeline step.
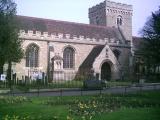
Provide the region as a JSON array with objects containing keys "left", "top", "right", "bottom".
[
  {"left": 7, "top": 61, "right": 12, "bottom": 91},
  {"left": 0, "top": 61, "right": 5, "bottom": 75},
  {"left": 0, "top": 65, "right": 3, "bottom": 75}
]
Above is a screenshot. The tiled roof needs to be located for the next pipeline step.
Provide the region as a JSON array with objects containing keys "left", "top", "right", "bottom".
[
  {"left": 17, "top": 15, "right": 123, "bottom": 40},
  {"left": 78, "top": 45, "right": 105, "bottom": 74}
]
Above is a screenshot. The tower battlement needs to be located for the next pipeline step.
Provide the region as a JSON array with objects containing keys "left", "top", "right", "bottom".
[
  {"left": 105, "top": 0, "right": 132, "bottom": 16},
  {"left": 89, "top": 0, "right": 133, "bottom": 41},
  {"left": 89, "top": 1, "right": 105, "bottom": 13},
  {"left": 106, "top": 0, "right": 132, "bottom": 10}
]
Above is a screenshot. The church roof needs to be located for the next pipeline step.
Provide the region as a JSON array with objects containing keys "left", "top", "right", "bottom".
[
  {"left": 17, "top": 15, "right": 123, "bottom": 40},
  {"left": 78, "top": 45, "right": 105, "bottom": 73}
]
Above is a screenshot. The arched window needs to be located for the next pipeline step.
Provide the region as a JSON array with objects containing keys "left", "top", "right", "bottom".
[
  {"left": 63, "top": 47, "right": 75, "bottom": 69},
  {"left": 26, "top": 44, "right": 39, "bottom": 67},
  {"left": 113, "top": 49, "right": 121, "bottom": 60},
  {"left": 117, "top": 15, "right": 122, "bottom": 26}
]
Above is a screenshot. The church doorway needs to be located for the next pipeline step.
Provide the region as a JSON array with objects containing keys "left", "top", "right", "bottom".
[{"left": 101, "top": 62, "right": 111, "bottom": 81}]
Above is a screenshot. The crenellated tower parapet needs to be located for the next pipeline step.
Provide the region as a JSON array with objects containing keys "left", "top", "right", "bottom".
[
  {"left": 89, "top": 1, "right": 106, "bottom": 13},
  {"left": 106, "top": 0, "right": 132, "bottom": 12},
  {"left": 89, "top": 0, "right": 133, "bottom": 41},
  {"left": 89, "top": 1, "right": 106, "bottom": 26}
]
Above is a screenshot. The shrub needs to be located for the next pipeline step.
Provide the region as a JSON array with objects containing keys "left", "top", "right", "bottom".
[
  {"left": 83, "top": 80, "right": 106, "bottom": 90},
  {"left": 0, "top": 96, "right": 31, "bottom": 105}
]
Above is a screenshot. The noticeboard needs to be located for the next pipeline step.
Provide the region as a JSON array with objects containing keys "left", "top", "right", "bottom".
[{"left": 0, "top": 74, "right": 6, "bottom": 81}]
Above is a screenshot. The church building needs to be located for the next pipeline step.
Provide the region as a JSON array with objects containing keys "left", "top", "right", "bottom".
[{"left": 13, "top": 0, "right": 133, "bottom": 81}]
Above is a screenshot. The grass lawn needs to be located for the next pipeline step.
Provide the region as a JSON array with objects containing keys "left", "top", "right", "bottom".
[
  {"left": 107, "top": 81, "right": 132, "bottom": 87},
  {"left": 93, "top": 108, "right": 160, "bottom": 120},
  {"left": 0, "top": 91, "right": 160, "bottom": 120}
]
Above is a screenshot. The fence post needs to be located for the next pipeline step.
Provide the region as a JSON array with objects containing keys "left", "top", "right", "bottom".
[
  {"left": 100, "top": 89, "right": 102, "bottom": 95},
  {"left": 60, "top": 89, "right": 62, "bottom": 96},
  {"left": 140, "top": 85, "right": 142, "bottom": 92},
  {"left": 37, "top": 79, "right": 40, "bottom": 97},
  {"left": 81, "top": 88, "right": 83, "bottom": 96},
  {"left": 124, "top": 87, "right": 127, "bottom": 94},
  {"left": 154, "top": 84, "right": 156, "bottom": 90}
]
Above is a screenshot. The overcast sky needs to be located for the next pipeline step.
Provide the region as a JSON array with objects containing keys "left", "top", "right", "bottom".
[{"left": 15, "top": 0, "right": 160, "bottom": 36}]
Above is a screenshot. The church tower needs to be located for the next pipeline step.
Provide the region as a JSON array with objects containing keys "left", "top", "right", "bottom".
[{"left": 89, "top": 0, "right": 133, "bottom": 42}]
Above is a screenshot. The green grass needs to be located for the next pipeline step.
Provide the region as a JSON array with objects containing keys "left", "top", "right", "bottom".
[
  {"left": 0, "top": 99, "right": 69, "bottom": 119},
  {"left": 93, "top": 108, "right": 160, "bottom": 120},
  {"left": 107, "top": 81, "right": 132, "bottom": 87},
  {"left": 0, "top": 91, "right": 160, "bottom": 120},
  {"left": 47, "top": 80, "right": 83, "bottom": 88}
]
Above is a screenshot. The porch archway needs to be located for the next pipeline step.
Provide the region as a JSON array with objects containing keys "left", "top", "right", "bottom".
[{"left": 101, "top": 62, "right": 111, "bottom": 81}]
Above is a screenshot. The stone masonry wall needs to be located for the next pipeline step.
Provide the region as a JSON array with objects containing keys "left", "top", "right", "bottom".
[
  {"left": 15, "top": 31, "right": 97, "bottom": 80},
  {"left": 89, "top": 0, "right": 133, "bottom": 41},
  {"left": 15, "top": 29, "right": 131, "bottom": 80}
]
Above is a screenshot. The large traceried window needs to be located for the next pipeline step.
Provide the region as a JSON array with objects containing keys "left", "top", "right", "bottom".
[
  {"left": 63, "top": 47, "right": 75, "bottom": 69},
  {"left": 26, "top": 44, "right": 39, "bottom": 67}
]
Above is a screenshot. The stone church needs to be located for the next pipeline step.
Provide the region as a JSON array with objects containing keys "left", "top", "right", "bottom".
[{"left": 14, "top": 0, "right": 134, "bottom": 81}]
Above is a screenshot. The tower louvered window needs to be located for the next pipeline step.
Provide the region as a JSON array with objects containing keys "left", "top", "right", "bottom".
[{"left": 117, "top": 15, "right": 122, "bottom": 26}]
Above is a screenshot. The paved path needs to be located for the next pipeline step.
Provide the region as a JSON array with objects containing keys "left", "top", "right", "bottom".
[{"left": 2, "top": 83, "right": 160, "bottom": 97}]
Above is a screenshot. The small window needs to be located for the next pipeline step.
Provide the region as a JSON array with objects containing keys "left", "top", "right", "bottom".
[
  {"left": 117, "top": 15, "right": 122, "bottom": 26},
  {"left": 96, "top": 16, "right": 99, "bottom": 25},
  {"left": 106, "top": 49, "right": 108, "bottom": 57}
]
